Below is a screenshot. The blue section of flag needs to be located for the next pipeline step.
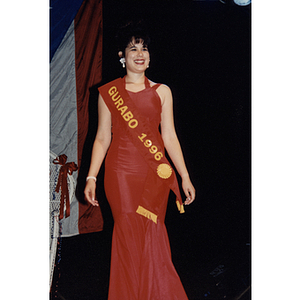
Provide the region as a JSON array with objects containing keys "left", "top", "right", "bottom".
[{"left": 50, "top": 0, "right": 84, "bottom": 61}]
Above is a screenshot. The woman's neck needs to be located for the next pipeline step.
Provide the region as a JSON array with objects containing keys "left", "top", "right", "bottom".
[{"left": 125, "top": 71, "right": 145, "bottom": 84}]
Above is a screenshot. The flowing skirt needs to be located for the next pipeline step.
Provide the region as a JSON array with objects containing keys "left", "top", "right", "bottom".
[{"left": 104, "top": 137, "right": 188, "bottom": 300}]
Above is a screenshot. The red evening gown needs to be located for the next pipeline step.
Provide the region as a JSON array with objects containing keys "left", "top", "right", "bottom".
[{"left": 103, "top": 78, "right": 188, "bottom": 300}]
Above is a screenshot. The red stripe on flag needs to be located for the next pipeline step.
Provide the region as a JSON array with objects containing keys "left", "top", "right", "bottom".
[{"left": 75, "top": 0, "right": 103, "bottom": 234}]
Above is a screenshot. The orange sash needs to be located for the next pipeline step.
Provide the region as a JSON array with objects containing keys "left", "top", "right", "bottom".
[{"left": 99, "top": 77, "right": 184, "bottom": 223}]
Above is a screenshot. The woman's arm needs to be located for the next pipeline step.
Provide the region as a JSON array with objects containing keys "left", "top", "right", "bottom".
[
  {"left": 157, "top": 85, "right": 195, "bottom": 205},
  {"left": 84, "top": 93, "right": 112, "bottom": 206}
]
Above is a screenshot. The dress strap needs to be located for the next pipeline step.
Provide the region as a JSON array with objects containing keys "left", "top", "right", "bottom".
[
  {"left": 145, "top": 77, "right": 162, "bottom": 90},
  {"left": 145, "top": 77, "right": 151, "bottom": 88},
  {"left": 152, "top": 83, "right": 162, "bottom": 90}
]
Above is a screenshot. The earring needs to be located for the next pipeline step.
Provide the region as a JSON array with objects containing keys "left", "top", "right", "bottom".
[{"left": 119, "top": 57, "right": 126, "bottom": 68}]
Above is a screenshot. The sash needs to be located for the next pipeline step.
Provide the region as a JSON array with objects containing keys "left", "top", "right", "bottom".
[{"left": 99, "top": 77, "right": 184, "bottom": 223}]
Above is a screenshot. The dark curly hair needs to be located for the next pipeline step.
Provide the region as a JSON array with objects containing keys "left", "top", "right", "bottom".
[{"left": 115, "top": 20, "right": 151, "bottom": 56}]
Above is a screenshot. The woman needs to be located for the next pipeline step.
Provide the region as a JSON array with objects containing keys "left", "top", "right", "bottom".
[{"left": 84, "top": 24, "right": 195, "bottom": 300}]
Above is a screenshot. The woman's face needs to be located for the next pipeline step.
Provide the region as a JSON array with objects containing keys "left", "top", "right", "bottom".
[{"left": 124, "top": 39, "right": 150, "bottom": 73}]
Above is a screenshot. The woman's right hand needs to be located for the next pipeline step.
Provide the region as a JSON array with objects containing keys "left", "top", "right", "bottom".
[{"left": 84, "top": 180, "right": 99, "bottom": 207}]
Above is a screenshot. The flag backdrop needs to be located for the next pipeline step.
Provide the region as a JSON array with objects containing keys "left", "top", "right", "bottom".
[{"left": 50, "top": 0, "right": 103, "bottom": 236}]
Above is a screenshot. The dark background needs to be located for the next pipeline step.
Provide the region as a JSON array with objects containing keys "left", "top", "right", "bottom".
[{"left": 51, "top": 1, "right": 251, "bottom": 299}]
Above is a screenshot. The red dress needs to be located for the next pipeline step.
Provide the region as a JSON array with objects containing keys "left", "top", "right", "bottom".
[{"left": 103, "top": 78, "right": 188, "bottom": 300}]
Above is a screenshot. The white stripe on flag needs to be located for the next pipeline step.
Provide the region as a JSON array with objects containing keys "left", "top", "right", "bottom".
[{"left": 50, "top": 21, "right": 79, "bottom": 236}]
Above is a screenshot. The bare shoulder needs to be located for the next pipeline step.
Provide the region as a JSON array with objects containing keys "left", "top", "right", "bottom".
[
  {"left": 156, "top": 84, "right": 172, "bottom": 106},
  {"left": 149, "top": 80, "right": 170, "bottom": 92},
  {"left": 156, "top": 83, "right": 171, "bottom": 92}
]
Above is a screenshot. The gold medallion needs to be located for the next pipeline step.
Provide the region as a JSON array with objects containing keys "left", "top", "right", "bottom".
[{"left": 157, "top": 163, "right": 172, "bottom": 179}]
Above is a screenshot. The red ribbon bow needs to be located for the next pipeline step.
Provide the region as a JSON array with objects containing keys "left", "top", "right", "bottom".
[{"left": 53, "top": 154, "right": 78, "bottom": 220}]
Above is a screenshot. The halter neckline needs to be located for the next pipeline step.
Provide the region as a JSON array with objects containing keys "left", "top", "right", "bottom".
[
  {"left": 123, "top": 76, "right": 151, "bottom": 92},
  {"left": 123, "top": 76, "right": 150, "bottom": 85}
]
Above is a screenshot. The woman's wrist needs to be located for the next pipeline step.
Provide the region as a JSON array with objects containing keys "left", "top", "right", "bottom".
[{"left": 181, "top": 173, "right": 190, "bottom": 179}]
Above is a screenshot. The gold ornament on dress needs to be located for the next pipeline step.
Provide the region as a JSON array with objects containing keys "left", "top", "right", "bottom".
[{"left": 157, "top": 163, "right": 172, "bottom": 179}]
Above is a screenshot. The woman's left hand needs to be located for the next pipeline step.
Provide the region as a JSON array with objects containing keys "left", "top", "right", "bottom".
[{"left": 182, "top": 175, "right": 196, "bottom": 205}]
